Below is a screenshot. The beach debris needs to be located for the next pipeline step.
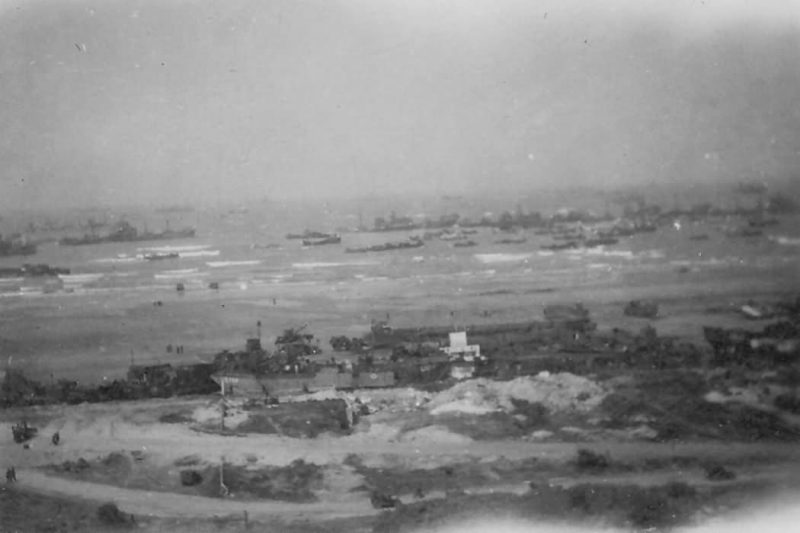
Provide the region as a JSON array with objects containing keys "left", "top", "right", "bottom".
[
  {"left": 624, "top": 300, "right": 659, "bottom": 319},
  {"left": 180, "top": 469, "right": 203, "bottom": 486},
  {"left": 370, "top": 490, "right": 400, "bottom": 509},
  {"left": 740, "top": 302, "right": 774, "bottom": 320},
  {"left": 575, "top": 449, "right": 610, "bottom": 472},
  {"left": 704, "top": 464, "right": 736, "bottom": 481},
  {"left": 97, "top": 503, "right": 131, "bottom": 525},
  {"left": 12, "top": 420, "right": 37, "bottom": 443}
]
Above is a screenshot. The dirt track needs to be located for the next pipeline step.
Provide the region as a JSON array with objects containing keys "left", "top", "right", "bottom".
[
  {"left": 14, "top": 469, "right": 376, "bottom": 522},
  {"left": 5, "top": 400, "right": 800, "bottom": 525}
]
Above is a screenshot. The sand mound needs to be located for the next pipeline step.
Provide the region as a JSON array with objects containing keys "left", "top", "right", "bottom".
[
  {"left": 191, "top": 400, "right": 249, "bottom": 429},
  {"left": 428, "top": 372, "right": 606, "bottom": 415},
  {"left": 399, "top": 425, "right": 473, "bottom": 445},
  {"left": 351, "top": 388, "right": 432, "bottom": 413}
]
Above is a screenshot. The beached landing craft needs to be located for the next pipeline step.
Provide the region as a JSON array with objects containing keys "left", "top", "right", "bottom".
[
  {"left": 301, "top": 234, "right": 341, "bottom": 246},
  {"left": 345, "top": 236, "right": 424, "bottom": 253}
]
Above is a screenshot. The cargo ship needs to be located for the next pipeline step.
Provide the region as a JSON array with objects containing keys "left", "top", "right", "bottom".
[
  {"left": 286, "top": 230, "right": 333, "bottom": 240},
  {"left": 0, "top": 235, "right": 36, "bottom": 257},
  {"left": 60, "top": 221, "right": 196, "bottom": 246}
]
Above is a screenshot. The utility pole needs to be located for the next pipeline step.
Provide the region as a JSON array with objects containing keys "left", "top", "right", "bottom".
[{"left": 220, "top": 455, "right": 229, "bottom": 497}]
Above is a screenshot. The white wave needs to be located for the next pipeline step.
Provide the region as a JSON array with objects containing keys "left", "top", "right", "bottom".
[
  {"left": 162, "top": 268, "right": 198, "bottom": 275},
  {"left": 109, "top": 271, "right": 138, "bottom": 277},
  {"left": 154, "top": 271, "right": 209, "bottom": 280},
  {"left": 292, "top": 260, "right": 379, "bottom": 269},
  {"left": 137, "top": 244, "right": 211, "bottom": 253},
  {"left": 643, "top": 249, "right": 666, "bottom": 259},
  {"left": 583, "top": 248, "right": 635, "bottom": 258},
  {"left": 178, "top": 249, "right": 221, "bottom": 258},
  {"left": 770, "top": 235, "right": 800, "bottom": 246},
  {"left": 670, "top": 257, "right": 733, "bottom": 268},
  {"left": 93, "top": 256, "right": 144, "bottom": 264},
  {"left": 206, "top": 260, "right": 261, "bottom": 268},
  {"left": 473, "top": 253, "right": 532, "bottom": 264},
  {"left": 19, "top": 286, "right": 44, "bottom": 294},
  {"left": 537, "top": 250, "right": 554, "bottom": 256}
]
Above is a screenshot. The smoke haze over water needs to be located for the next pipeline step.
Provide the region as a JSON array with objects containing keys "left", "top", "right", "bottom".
[{"left": 1, "top": 0, "right": 799, "bottom": 209}]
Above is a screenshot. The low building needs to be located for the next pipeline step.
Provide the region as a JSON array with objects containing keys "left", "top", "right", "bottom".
[
  {"left": 212, "top": 372, "right": 266, "bottom": 397},
  {"left": 441, "top": 331, "right": 481, "bottom": 362}
]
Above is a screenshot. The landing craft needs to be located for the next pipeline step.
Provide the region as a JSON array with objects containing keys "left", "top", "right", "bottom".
[{"left": 301, "top": 234, "right": 341, "bottom": 246}]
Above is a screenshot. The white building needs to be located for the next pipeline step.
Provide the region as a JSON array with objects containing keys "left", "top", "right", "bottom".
[{"left": 442, "top": 331, "right": 481, "bottom": 362}]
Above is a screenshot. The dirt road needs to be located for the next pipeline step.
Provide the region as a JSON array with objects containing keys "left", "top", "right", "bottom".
[
  {"left": 14, "top": 469, "right": 376, "bottom": 522},
  {"left": 4, "top": 396, "right": 800, "bottom": 524}
]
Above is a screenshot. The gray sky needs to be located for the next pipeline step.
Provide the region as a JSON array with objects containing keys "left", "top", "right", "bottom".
[{"left": 1, "top": 0, "right": 799, "bottom": 209}]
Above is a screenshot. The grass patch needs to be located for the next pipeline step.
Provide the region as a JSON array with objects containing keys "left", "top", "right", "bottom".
[
  {"left": 372, "top": 480, "right": 706, "bottom": 532},
  {"left": 198, "top": 459, "right": 324, "bottom": 502}
]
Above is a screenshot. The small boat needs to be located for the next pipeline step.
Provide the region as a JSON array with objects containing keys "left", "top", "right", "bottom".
[
  {"left": 541, "top": 241, "right": 579, "bottom": 251},
  {"left": 302, "top": 234, "right": 342, "bottom": 246},
  {"left": 583, "top": 237, "right": 618, "bottom": 248},
  {"left": 346, "top": 237, "right": 424, "bottom": 253},
  {"left": 144, "top": 252, "right": 179, "bottom": 261}
]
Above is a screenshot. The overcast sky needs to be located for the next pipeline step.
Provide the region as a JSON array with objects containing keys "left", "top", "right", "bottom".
[{"left": 1, "top": 0, "right": 799, "bottom": 209}]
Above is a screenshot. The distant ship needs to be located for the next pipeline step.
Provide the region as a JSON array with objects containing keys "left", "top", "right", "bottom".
[
  {"left": 302, "top": 234, "right": 341, "bottom": 246},
  {"left": 0, "top": 263, "right": 69, "bottom": 278},
  {"left": 369, "top": 212, "right": 419, "bottom": 232},
  {"left": 0, "top": 234, "right": 36, "bottom": 257},
  {"left": 143, "top": 252, "right": 180, "bottom": 261},
  {"left": 345, "top": 237, "right": 424, "bottom": 253},
  {"left": 286, "top": 230, "right": 336, "bottom": 240},
  {"left": 60, "top": 221, "right": 196, "bottom": 246}
]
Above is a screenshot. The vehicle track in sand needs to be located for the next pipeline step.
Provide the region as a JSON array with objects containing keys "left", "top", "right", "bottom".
[{"left": 14, "top": 469, "right": 377, "bottom": 522}]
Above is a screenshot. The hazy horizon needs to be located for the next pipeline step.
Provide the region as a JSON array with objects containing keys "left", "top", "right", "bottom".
[{"left": 2, "top": 0, "right": 799, "bottom": 210}]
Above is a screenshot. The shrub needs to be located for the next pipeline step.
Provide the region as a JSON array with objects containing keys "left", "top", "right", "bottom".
[
  {"left": 575, "top": 449, "right": 609, "bottom": 472},
  {"left": 180, "top": 470, "right": 203, "bottom": 486},
  {"left": 665, "top": 481, "right": 696, "bottom": 499},
  {"left": 97, "top": 503, "right": 128, "bottom": 525},
  {"left": 705, "top": 464, "right": 736, "bottom": 481}
]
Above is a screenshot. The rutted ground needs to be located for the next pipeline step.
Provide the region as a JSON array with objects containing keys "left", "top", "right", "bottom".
[{"left": 3, "top": 361, "right": 800, "bottom": 532}]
